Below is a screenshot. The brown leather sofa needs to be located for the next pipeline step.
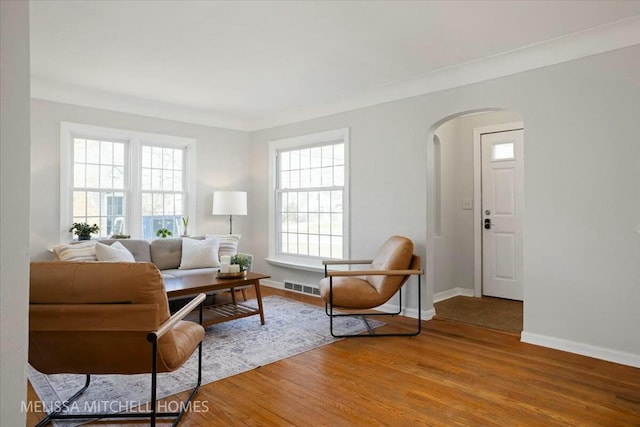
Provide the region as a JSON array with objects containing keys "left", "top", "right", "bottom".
[{"left": 29, "top": 261, "right": 206, "bottom": 426}]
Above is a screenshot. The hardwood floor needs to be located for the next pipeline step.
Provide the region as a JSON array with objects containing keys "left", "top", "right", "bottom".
[
  {"left": 27, "top": 287, "right": 640, "bottom": 426},
  {"left": 434, "top": 295, "right": 523, "bottom": 334}
]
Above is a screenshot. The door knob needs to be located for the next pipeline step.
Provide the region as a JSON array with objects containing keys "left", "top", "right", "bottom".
[{"left": 484, "top": 218, "right": 491, "bottom": 229}]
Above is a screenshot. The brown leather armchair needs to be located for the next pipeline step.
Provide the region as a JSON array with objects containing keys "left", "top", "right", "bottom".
[
  {"left": 319, "top": 236, "right": 423, "bottom": 337},
  {"left": 29, "top": 261, "right": 206, "bottom": 426}
]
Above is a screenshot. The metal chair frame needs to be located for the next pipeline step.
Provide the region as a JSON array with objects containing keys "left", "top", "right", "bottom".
[{"left": 323, "top": 259, "right": 423, "bottom": 338}]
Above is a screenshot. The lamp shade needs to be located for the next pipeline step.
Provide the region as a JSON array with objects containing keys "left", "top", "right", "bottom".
[{"left": 212, "top": 191, "right": 247, "bottom": 216}]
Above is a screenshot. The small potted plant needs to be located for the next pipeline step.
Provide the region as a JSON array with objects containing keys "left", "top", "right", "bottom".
[
  {"left": 231, "top": 254, "right": 251, "bottom": 272},
  {"left": 156, "top": 228, "right": 173, "bottom": 238},
  {"left": 69, "top": 222, "right": 100, "bottom": 240}
]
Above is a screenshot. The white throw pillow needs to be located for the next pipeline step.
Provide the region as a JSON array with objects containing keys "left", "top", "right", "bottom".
[
  {"left": 179, "top": 236, "right": 221, "bottom": 270},
  {"left": 53, "top": 241, "right": 97, "bottom": 261},
  {"left": 95, "top": 241, "right": 135, "bottom": 262},
  {"left": 206, "top": 234, "right": 241, "bottom": 258}
]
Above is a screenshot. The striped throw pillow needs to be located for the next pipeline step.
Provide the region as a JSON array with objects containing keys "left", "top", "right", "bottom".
[
  {"left": 207, "top": 234, "right": 241, "bottom": 258},
  {"left": 53, "top": 241, "right": 97, "bottom": 261}
]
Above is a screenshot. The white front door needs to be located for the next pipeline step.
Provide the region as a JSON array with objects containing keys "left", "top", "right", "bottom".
[{"left": 481, "top": 128, "right": 524, "bottom": 300}]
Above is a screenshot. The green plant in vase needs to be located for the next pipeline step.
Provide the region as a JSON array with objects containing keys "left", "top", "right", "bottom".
[
  {"left": 231, "top": 254, "right": 250, "bottom": 272},
  {"left": 181, "top": 216, "right": 189, "bottom": 237},
  {"left": 69, "top": 222, "right": 99, "bottom": 240}
]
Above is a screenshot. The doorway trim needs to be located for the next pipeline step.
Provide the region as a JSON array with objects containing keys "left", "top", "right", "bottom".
[
  {"left": 426, "top": 108, "right": 499, "bottom": 307},
  {"left": 472, "top": 121, "right": 524, "bottom": 297}
]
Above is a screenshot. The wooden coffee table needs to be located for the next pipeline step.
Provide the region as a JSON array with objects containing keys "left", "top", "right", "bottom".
[{"left": 163, "top": 271, "right": 270, "bottom": 327}]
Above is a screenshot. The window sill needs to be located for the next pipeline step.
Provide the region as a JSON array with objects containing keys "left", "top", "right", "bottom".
[
  {"left": 264, "top": 258, "right": 327, "bottom": 273},
  {"left": 265, "top": 257, "right": 351, "bottom": 274}
]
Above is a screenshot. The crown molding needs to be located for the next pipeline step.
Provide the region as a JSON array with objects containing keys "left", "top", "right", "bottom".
[
  {"left": 30, "top": 78, "right": 255, "bottom": 131},
  {"left": 253, "top": 16, "right": 640, "bottom": 130},
  {"left": 31, "top": 16, "right": 640, "bottom": 132}
]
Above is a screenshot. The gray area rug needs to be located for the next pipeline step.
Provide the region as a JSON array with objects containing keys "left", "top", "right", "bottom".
[{"left": 28, "top": 295, "right": 380, "bottom": 425}]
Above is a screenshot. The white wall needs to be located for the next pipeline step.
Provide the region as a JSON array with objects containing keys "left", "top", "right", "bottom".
[
  {"left": 1, "top": 1, "right": 31, "bottom": 424},
  {"left": 30, "top": 99, "right": 253, "bottom": 260},
  {"left": 433, "top": 111, "right": 522, "bottom": 296},
  {"left": 249, "top": 98, "right": 429, "bottom": 311},
  {"left": 250, "top": 46, "right": 640, "bottom": 365}
]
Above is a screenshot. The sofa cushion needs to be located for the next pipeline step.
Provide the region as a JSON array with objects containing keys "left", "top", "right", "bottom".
[
  {"left": 53, "top": 241, "right": 97, "bottom": 261},
  {"left": 207, "top": 234, "right": 241, "bottom": 257},
  {"left": 100, "top": 239, "right": 151, "bottom": 263},
  {"left": 95, "top": 241, "right": 136, "bottom": 262},
  {"left": 179, "top": 237, "right": 221, "bottom": 270},
  {"left": 150, "top": 238, "right": 183, "bottom": 270}
]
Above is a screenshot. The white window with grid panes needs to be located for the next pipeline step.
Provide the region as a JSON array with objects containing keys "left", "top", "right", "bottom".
[
  {"left": 140, "top": 145, "right": 186, "bottom": 239},
  {"left": 60, "top": 122, "right": 196, "bottom": 242},
  {"left": 70, "top": 136, "right": 127, "bottom": 239},
  {"left": 268, "top": 128, "right": 349, "bottom": 270}
]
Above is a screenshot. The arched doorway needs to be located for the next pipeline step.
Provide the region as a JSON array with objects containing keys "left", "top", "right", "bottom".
[{"left": 426, "top": 109, "right": 524, "bottom": 333}]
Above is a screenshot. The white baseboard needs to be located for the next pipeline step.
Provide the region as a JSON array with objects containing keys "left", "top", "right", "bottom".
[
  {"left": 378, "top": 302, "right": 435, "bottom": 321},
  {"left": 433, "top": 287, "right": 475, "bottom": 303},
  {"left": 261, "top": 279, "right": 283, "bottom": 289},
  {"left": 521, "top": 332, "right": 640, "bottom": 368}
]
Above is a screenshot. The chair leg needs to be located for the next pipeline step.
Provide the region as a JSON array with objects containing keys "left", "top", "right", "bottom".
[
  {"left": 35, "top": 374, "right": 91, "bottom": 427},
  {"left": 326, "top": 275, "right": 422, "bottom": 338}
]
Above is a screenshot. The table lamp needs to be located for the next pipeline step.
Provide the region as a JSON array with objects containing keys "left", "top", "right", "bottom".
[{"left": 212, "top": 191, "right": 247, "bottom": 234}]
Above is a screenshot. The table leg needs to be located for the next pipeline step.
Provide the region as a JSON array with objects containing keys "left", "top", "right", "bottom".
[{"left": 253, "top": 280, "right": 265, "bottom": 325}]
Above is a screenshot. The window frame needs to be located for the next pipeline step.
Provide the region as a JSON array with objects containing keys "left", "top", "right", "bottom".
[
  {"left": 60, "top": 122, "right": 196, "bottom": 242},
  {"left": 267, "top": 128, "right": 350, "bottom": 271}
]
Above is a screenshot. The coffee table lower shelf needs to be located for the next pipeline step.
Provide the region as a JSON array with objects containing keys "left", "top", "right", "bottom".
[
  {"left": 186, "top": 302, "right": 262, "bottom": 327},
  {"left": 165, "top": 271, "right": 270, "bottom": 327}
]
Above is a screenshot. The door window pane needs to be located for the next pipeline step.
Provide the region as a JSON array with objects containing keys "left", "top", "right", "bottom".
[{"left": 492, "top": 142, "right": 514, "bottom": 161}]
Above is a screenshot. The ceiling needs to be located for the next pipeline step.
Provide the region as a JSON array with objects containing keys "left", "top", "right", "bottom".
[{"left": 30, "top": 1, "right": 640, "bottom": 131}]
